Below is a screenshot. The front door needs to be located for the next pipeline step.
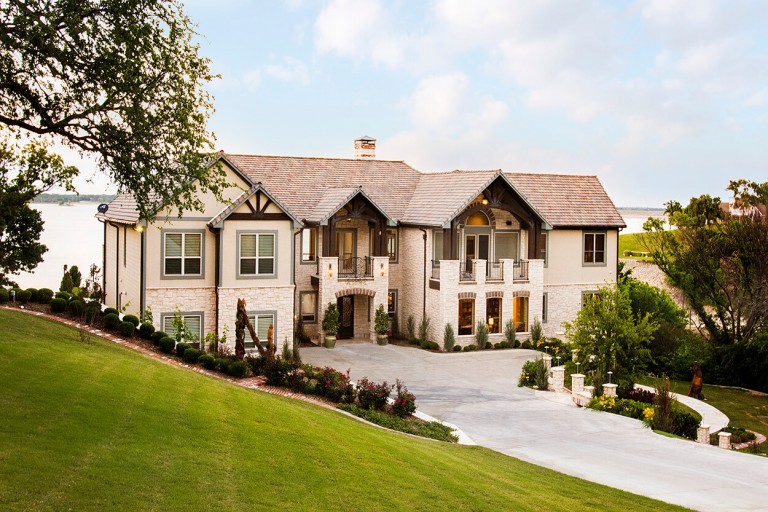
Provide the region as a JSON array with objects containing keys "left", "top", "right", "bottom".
[{"left": 337, "top": 295, "right": 354, "bottom": 339}]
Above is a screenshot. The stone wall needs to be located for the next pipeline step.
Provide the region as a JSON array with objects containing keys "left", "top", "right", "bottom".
[
  {"left": 217, "top": 285, "right": 295, "bottom": 349},
  {"left": 146, "top": 287, "right": 217, "bottom": 337}
]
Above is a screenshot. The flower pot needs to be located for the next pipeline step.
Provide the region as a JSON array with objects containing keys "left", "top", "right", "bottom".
[
  {"left": 325, "top": 335, "right": 336, "bottom": 349},
  {"left": 376, "top": 334, "right": 388, "bottom": 346}
]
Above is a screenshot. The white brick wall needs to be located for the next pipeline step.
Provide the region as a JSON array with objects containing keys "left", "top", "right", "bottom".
[
  {"left": 217, "top": 285, "right": 295, "bottom": 349},
  {"left": 146, "top": 287, "right": 216, "bottom": 337}
]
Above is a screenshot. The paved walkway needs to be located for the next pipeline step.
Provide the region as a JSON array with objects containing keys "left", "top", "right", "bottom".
[
  {"left": 636, "top": 383, "right": 730, "bottom": 433},
  {"left": 303, "top": 343, "right": 768, "bottom": 512}
]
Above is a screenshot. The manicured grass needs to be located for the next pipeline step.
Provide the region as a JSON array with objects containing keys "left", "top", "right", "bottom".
[
  {"left": 619, "top": 233, "right": 652, "bottom": 260},
  {"left": 640, "top": 375, "right": 768, "bottom": 456},
  {"left": 0, "top": 309, "right": 689, "bottom": 512}
]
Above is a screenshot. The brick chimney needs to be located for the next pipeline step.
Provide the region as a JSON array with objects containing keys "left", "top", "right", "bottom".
[{"left": 354, "top": 136, "right": 376, "bottom": 159}]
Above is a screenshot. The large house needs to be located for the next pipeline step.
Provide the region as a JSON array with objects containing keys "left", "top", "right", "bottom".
[{"left": 96, "top": 137, "right": 625, "bottom": 348}]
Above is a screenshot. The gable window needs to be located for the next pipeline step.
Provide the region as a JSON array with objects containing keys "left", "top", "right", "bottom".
[
  {"left": 540, "top": 232, "right": 548, "bottom": 266},
  {"left": 239, "top": 232, "right": 276, "bottom": 277},
  {"left": 301, "top": 228, "right": 316, "bottom": 262},
  {"left": 163, "top": 232, "right": 202, "bottom": 277},
  {"left": 387, "top": 228, "right": 398, "bottom": 263},
  {"left": 513, "top": 296, "right": 529, "bottom": 332},
  {"left": 458, "top": 299, "right": 475, "bottom": 336},
  {"left": 246, "top": 312, "right": 275, "bottom": 348},
  {"left": 162, "top": 313, "right": 203, "bottom": 342},
  {"left": 300, "top": 292, "right": 317, "bottom": 323},
  {"left": 583, "top": 232, "right": 606, "bottom": 266}
]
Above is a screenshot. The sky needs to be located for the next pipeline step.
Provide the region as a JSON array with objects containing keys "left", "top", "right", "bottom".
[{"left": 67, "top": 0, "right": 768, "bottom": 208}]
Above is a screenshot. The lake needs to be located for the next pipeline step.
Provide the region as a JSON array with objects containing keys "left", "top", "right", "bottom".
[{"left": 13, "top": 203, "right": 105, "bottom": 290}]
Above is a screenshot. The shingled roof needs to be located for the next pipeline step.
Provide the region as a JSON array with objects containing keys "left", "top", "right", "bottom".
[{"left": 96, "top": 153, "right": 624, "bottom": 229}]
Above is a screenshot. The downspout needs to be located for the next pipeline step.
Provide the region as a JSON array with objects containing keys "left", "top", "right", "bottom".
[
  {"left": 109, "top": 222, "right": 121, "bottom": 310},
  {"left": 616, "top": 226, "right": 622, "bottom": 282},
  {"left": 210, "top": 226, "right": 221, "bottom": 342},
  {"left": 99, "top": 219, "right": 106, "bottom": 305},
  {"left": 140, "top": 228, "right": 146, "bottom": 316},
  {"left": 419, "top": 227, "right": 427, "bottom": 319}
]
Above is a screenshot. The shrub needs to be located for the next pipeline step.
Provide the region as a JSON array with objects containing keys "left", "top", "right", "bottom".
[
  {"left": 150, "top": 330, "right": 168, "bottom": 346},
  {"left": 84, "top": 300, "right": 102, "bottom": 324},
  {"left": 117, "top": 321, "right": 135, "bottom": 337},
  {"left": 227, "top": 361, "right": 248, "bottom": 378},
  {"left": 494, "top": 342, "right": 502, "bottom": 350},
  {"left": 521, "top": 340, "right": 531, "bottom": 349},
  {"left": 356, "top": 377, "right": 392, "bottom": 411},
  {"left": 621, "top": 387, "right": 655, "bottom": 404},
  {"left": 671, "top": 409, "right": 700, "bottom": 440},
  {"left": 175, "top": 342, "right": 191, "bottom": 358},
  {"left": 392, "top": 380, "right": 417, "bottom": 418},
  {"left": 199, "top": 354, "right": 216, "bottom": 370},
  {"left": 183, "top": 348, "right": 202, "bottom": 364},
  {"left": 103, "top": 313, "right": 121, "bottom": 330},
  {"left": 159, "top": 336, "right": 175, "bottom": 354},
  {"left": 504, "top": 319, "right": 517, "bottom": 347},
  {"left": 263, "top": 358, "right": 298, "bottom": 386},
  {"left": 374, "top": 304, "right": 390, "bottom": 335},
  {"left": 50, "top": 298, "right": 67, "bottom": 312},
  {"left": 214, "top": 357, "right": 230, "bottom": 373},
  {"left": 55, "top": 291, "right": 72, "bottom": 302},
  {"left": 418, "top": 315, "right": 431, "bottom": 341},
  {"left": 312, "top": 366, "right": 354, "bottom": 402},
  {"left": 103, "top": 307, "right": 119, "bottom": 317},
  {"left": 15, "top": 289, "right": 32, "bottom": 304},
  {"left": 530, "top": 318, "right": 544, "bottom": 343},
  {"left": 321, "top": 302, "right": 340, "bottom": 336},
  {"left": 0, "top": 288, "right": 8, "bottom": 303},
  {"left": 139, "top": 323, "right": 155, "bottom": 339},
  {"left": 25, "top": 288, "right": 38, "bottom": 302},
  {"left": 68, "top": 299, "right": 84, "bottom": 316},
  {"left": 245, "top": 355, "right": 266, "bottom": 376},
  {"left": 463, "top": 344, "right": 477, "bottom": 352},
  {"left": 453, "top": 345, "right": 462, "bottom": 352},
  {"left": 443, "top": 323, "right": 455, "bottom": 352},
  {"left": 123, "top": 314, "right": 140, "bottom": 327},
  {"left": 408, "top": 337, "right": 420, "bottom": 345},
  {"left": 475, "top": 321, "right": 488, "bottom": 351},
  {"left": 406, "top": 315, "right": 415, "bottom": 339}
]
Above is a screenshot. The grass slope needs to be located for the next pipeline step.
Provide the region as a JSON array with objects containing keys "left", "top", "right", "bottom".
[
  {"left": 618, "top": 233, "right": 652, "bottom": 260},
  {"left": 0, "top": 309, "right": 687, "bottom": 511}
]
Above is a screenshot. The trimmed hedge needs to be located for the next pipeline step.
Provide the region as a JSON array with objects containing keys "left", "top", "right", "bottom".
[
  {"left": 103, "top": 313, "right": 121, "bottom": 330},
  {"left": 150, "top": 330, "right": 168, "bottom": 346},
  {"left": 199, "top": 354, "right": 216, "bottom": 370},
  {"left": 36, "top": 288, "right": 54, "bottom": 304},
  {"left": 0, "top": 289, "right": 8, "bottom": 303},
  {"left": 55, "top": 291, "right": 71, "bottom": 302},
  {"left": 68, "top": 299, "right": 84, "bottom": 316},
  {"left": 117, "top": 321, "right": 136, "bottom": 337},
  {"left": 25, "top": 288, "right": 38, "bottom": 302},
  {"left": 227, "top": 361, "right": 247, "bottom": 378},
  {"left": 15, "top": 290, "right": 32, "bottom": 304},
  {"left": 159, "top": 336, "right": 175, "bottom": 354},
  {"left": 175, "top": 342, "right": 191, "bottom": 358},
  {"left": 182, "top": 348, "right": 202, "bottom": 364},
  {"left": 103, "top": 307, "right": 119, "bottom": 317},
  {"left": 214, "top": 358, "right": 230, "bottom": 373},
  {"left": 453, "top": 345, "right": 462, "bottom": 352},
  {"left": 139, "top": 323, "right": 155, "bottom": 339},
  {"left": 50, "top": 298, "right": 67, "bottom": 313},
  {"left": 123, "top": 314, "right": 140, "bottom": 327}
]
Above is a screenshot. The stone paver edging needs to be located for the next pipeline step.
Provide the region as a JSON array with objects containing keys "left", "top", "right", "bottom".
[{"left": 635, "top": 383, "right": 729, "bottom": 433}]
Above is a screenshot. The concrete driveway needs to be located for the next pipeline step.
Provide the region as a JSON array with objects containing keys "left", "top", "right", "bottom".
[{"left": 303, "top": 344, "right": 768, "bottom": 512}]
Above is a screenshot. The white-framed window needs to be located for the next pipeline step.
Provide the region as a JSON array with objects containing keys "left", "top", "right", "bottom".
[
  {"left": 246, "top": 312, "right": 275, "bottom": 347},
  {"left": 301, "top": 228, "right": 316, "bottom": 262},
  {"left": 581, "top": 290, "right": 600, "bottom": 308},
  {"left": 163, "top": 232, "right": 202, "bottom": 276},
  {"left": 239, "top": 232, "right": 276, "bottom": 277},
  {"left": 433, "top": 229, "right": 444, "bottom": 261},
  {"left": 458, "top": 298, "right": 475, "bottom": 336},
  {"left": 542, "top": 293, "right": 548, "bottom": 323},
  {"left": 387, "top": 228, "right": 398, "bottom": 263},
  {"left": 162, "top": 313, "right": 203, "bottom": 342},
  {"left": 300, "top": 292, "right": 317, "bottom": 323},
  {"left": 513, "top": 296, "right": 529, "bottom": 332},
  {"left": 540, "top": 232, "right": 548, "bottom": 266},
  {"left": 583, "top": 232, "right": 606, "bottom": 266}
]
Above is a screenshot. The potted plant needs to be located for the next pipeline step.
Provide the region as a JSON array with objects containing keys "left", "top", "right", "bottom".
[
  {"left": 374, "top": 304, "right": 389, "bottom": 346},
  {"left": 322, "top": 302, "right": 340, "bottom": 348}
]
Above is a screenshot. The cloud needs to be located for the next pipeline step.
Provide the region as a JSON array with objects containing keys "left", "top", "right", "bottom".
[{"left": 264, "top": 57, "right": 310, "bottom": 84}]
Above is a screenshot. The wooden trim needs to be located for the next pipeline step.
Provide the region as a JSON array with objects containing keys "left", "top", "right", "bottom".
[{"left": 226, "top": 213, "right": 291, "bottom": 221}]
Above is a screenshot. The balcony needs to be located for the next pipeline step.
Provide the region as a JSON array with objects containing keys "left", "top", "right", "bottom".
[
  {"left": 429, "top": 258, "right": 541, "bottom": 288},
  {"left": 338, "top": 256, "right": 373, "bottom": 279}
]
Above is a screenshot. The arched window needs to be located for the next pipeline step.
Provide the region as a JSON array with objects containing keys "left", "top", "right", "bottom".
[{"left": 466, "top": 212, "right": 490, "bottom": 226}]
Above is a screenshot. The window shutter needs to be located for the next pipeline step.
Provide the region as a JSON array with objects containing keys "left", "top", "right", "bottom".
[
  {"left": 258, "top": 234, "right": 274, "bottom": 257},
  {"left": 241, "top": 234, "right": 257, "bottom": 257},
  {"left": 185, "top": 234, "right": 201, "bottom": 257},
  {"left": 257, "top": 315, "right": 273, "bottom": 340},
  {"left": 165, "top": 234, "right": 182, "bottom": 257}
]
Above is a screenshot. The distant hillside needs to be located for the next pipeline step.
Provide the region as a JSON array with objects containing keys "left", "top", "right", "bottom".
[{"left": 33, "top": 193, "right": 116, "bottom": 204}]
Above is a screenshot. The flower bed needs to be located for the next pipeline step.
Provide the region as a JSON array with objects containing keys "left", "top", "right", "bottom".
[{"left": 338, "top": 404, "right": 458, "bottom": 443}]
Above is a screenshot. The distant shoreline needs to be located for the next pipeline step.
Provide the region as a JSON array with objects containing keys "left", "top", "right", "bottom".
[
  {"left": 32, "top": 193, "right": 116, "bottom": 204},
  {"left": 618, "top": 207, "right": 665, "bottom": 218}
]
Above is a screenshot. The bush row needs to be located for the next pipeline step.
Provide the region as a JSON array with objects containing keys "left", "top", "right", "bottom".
[{"left": 0, "top": 287, "right": 56, "bottom": 304}]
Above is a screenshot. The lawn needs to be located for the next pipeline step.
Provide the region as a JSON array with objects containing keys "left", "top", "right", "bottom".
[
  {"left": 619, "top": 232, "right": 652, "bottom": 260},
  {"left": 0, "top": 309, "right": 688, "bottom": 512},
  {"left": 640, "top": 375, "right": 768, "bottom": 456}
]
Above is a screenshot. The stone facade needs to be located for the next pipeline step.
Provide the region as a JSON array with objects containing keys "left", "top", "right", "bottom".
[
  {"left": 217, "top": 285, "right": 295, "bottom": 349},
  {"left": 146, "top": 287, "right": 217, "bottom": 337}
]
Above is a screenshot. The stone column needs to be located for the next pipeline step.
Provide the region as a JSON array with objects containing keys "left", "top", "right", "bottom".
[
  {"left": 550, "top": 366, "right": 565, "bottom": 392},
  {"left": 543, "top": 355, "right": 552, "bottom": 370},
  {"left": 583, "top": 385, "right": 595, "bottom": 398},
  {"left": 571, "top": 374, "right": 585, "bottom": 395},
  {"left": 475, "top": 259, "right": 486, "bottom": 284},
  {"left": 718, "top": 431, "right": 732, "bottom": 449},
  {"left": 697, "top": 425, "right": 710, "bottom": 444},
  {"left": 603, "top": 383, "right": 617, "bottom": 397}
]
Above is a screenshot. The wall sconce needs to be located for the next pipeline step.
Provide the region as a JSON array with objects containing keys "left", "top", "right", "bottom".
[
  {"left": 133, "top": 224, "right": 144, "bottom": 233},
  {"left": 380, "top": 262, "right": 385, "bottom": 277},
  {"left": 481, "top": 198, "right": 489, "bottom": 205},
  {"left": 328, "top": 263, "right": 333, "bottom": 277}
]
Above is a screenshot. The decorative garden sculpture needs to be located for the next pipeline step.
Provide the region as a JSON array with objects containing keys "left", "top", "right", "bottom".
[
  {"left": 688, "top": 361, "right": 705, "bottom": 400},
  {"left": 234, "top": 298, "right": 275, "bottom": 362}
]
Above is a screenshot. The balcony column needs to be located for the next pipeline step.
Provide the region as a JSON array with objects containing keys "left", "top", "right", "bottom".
[
  {"left": 371, "top": 256, "right": 389, "bottom": 343},
  {"left": 500, "top": 258, "right": 515, "bottom": 285},
  {"left": 475, "top": 259, "right": 486, "bottom": 284}
]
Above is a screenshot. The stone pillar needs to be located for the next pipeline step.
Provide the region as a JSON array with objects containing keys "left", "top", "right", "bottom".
[
  {"left": 543, "top": 355, "right": 552, "bottom": 370},
  {"left": 571, "top": 374, "right": 585, "bottom": 395},
  {"left": 551, "top": 366, "right": 565, "bottom": 392},
  {"left": 475, "top": 259, "right": 486, "bottom": 284},
  {"left": 603, "top": 383, "right": 617, "bottom": 397},
  {"left": 583, "top": 385, "right": 595, "bottom": 398},
  {"left": 697, "top": 425, "right": 710, "bottom": 444},
  {"left": 718, "top": 431, "right": 732, "bottom": 449}
]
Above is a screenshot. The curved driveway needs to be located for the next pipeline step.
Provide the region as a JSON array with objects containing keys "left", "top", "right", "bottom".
[{"left": 303, "top": 344, "right": 768, "bottom": 512}]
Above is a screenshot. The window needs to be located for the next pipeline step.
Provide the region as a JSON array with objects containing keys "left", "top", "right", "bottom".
[
  {"left": 388, "top": 290, "right": 397, "bottom": 318},
  {"left": 487, "top": 298, "right": 501, "bottom": 334},
  {"left": 433, "top": 230, "right": 443, "bottom": 261},
  {"left": 581, "top": 291, "right": 600, "bottom": 308},
  {"left": 387, "top": 228, "right": 398, "bottom": 263},
  {"left": 542, "top": 293, "right": 548, "bottom": 323},
  {"left": 513, "top": 296, "right": 529, "bottom": 332},
  {"left": 164, "top": 232, "right": 202, "bottom": 276},
  {"left": 162, "top": 313, "right": 202, "bottom": 342},
  {"left": 495, "top": 232, "right": 519, "bottom": 261},
  {"left": 540, "top": 232, "right": 548, "bottom": 266},
  {"left": 246, "top": 312, "right": 275, "bottom": 347},
  {"left": 301, "top": 228, "right": 316, "bottom": 262},
  {"left": 300, "top": 292, "right": 317, "bottom": 323},
  {"left": 458, "top": 299, "right": 475, "bottom": 335},
  {"left": 583, "top": 232, "right": 606, "bottom": 265},
  {"left": 239, "top": 232, "right": 275, "bottom": 277}
]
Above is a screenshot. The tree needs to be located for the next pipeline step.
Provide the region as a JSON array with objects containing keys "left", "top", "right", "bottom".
[
  {"left": 0, "top": 0, "right": 227, "bottom": 220},
  {"left": 643, "top": 181, "right": 768, "bottom": 346},
  {"left": 0, "top": 137, "right": 77, "bottom": 285},
  {"left": 564, "top": 285, "right": 656, "bottom": 394}
]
